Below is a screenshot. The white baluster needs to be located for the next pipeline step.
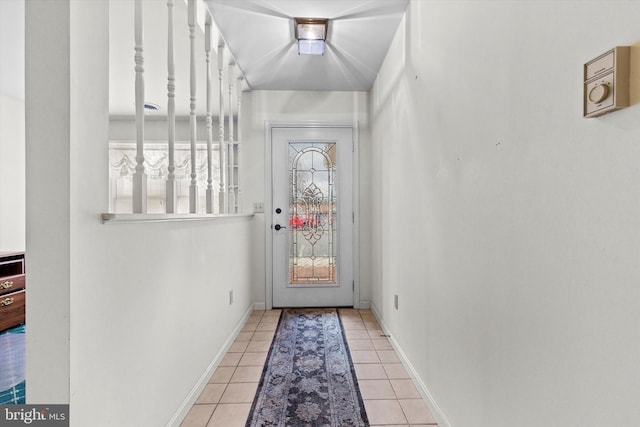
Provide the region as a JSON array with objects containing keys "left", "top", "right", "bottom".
[
  {"left": 165, "top": 0, "right": 177, "bottom": 213},
  {"left": 205, "top": 17, "right": 214, "bottom": 214},
  {"left": 235, "top": 75, "right": 243, "bottom": 213},
  {"left": 227, "top": 62, "right": 235, "bottom": 213},
  {"left": 218, "top": 43, "right": 226, "bottom": 214},
  {"left": 133, "top": 0, "right": 147, "bottom": 213},
  {"left": 188, "top": 0, "right": 197, "bottom": 213}
]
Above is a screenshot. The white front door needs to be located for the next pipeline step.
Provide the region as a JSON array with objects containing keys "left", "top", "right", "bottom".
[{"left": 271, "top": 126, "right": 354, "bottom": 307}]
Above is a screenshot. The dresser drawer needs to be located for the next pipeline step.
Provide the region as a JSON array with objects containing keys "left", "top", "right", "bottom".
[
  {"left": 0, "top": 290, "right": 25, "bottom": 332},
  {"left": 0, "top": 274, "right": 25, "bottom": 297},
  {"left": 0, "top": 256, "right": 24, "bottom": 277}
]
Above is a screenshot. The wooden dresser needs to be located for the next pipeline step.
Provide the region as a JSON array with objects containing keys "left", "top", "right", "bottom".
[{"left": 0, "top": 252, "right": 25, "bottom": 332}]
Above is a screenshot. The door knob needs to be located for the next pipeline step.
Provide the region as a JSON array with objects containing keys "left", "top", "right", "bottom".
[{"left": 274, "top": 224, "right": 286, "bottom": 231}]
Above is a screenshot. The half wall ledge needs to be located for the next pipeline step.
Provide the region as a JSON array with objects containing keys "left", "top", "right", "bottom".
[{"left": 101, "top": 213, "right": 254, "bottom": 224}]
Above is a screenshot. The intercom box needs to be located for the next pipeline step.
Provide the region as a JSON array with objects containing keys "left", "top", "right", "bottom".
[{"left": 583, "top": 46, "right": 630, "bottom": 118}]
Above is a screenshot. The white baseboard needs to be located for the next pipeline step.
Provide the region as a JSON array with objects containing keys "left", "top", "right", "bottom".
[
  {"left": 253, "top": 302, "right": 266, "bottom": 311},
  {"left": 370, "top": 303, "right": 452, "bottom": 427},
  {"left": 358, "top": 300, "right": 371, "bottom": 309},
  {"left": 166, "top": 304, "right": 254, "bottom": 427}
]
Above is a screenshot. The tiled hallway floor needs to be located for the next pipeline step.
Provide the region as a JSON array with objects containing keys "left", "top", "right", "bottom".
[{"left": 180, "top": 309, "right": 438, "bottom": 427}]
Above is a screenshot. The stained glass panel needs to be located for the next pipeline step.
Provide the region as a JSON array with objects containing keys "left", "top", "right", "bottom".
[{"left": 288, "top": 142, "right": 337, "bottom": 285}]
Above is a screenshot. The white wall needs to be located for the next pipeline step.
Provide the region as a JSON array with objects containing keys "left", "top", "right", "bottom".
[
  {"left": 109, "top": 116, "right": 227, "bottom": 142},
  {"left": 25, "top": 1, "right": 255, "bottom": 425},
  {"left": 0, "top": 0, "right": 25, "bottom": 252},
  {"left": 0, "top": 95, "right": 25, "bottom": 252},
  {"left": 369, "top": 1, "right": 640, "bottom": 426},
  {"left": 241, "top": 90, "right": 370, "bottom": 308}
]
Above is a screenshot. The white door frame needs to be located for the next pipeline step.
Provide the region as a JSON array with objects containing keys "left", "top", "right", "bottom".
[{"left": 264, "top": 121, "right": 360, "bottom": 310}]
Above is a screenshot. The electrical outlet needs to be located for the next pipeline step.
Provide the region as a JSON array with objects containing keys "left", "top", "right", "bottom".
[
  {"left": 229, "top": 290, "right": 234, "bottom": 305},
  {"left": 253, "top": 202, "right": 264, "bottom": 213},
  {"left": 394, "top": 293, "right": 398, "bottom": 310}
]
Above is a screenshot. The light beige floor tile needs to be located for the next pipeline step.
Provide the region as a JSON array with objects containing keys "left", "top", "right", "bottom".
[
  {"left": 399, "top": 399, "right": 437, "bottom": 424},
  {"left": 247, "top": 314, "right": 263, "bottom": 323},
  {"left": 347, "top": 339, "right": 374, "bottom": 351},
  {"left": 339, "top": 308, "right": 360, "bottom": 315},
  {"left": 263, "top": 309, "right": 282, "bottom": 317},
  {"left": 239, "top": 352, "right": 268, "bottom": 366},
  {"left": 251, "top": 310, "right": 266, "bottom": 315},
  {"left": 350, "top": 350, "right": 380, "bottom": 364},
  {"left": 228, "top": 341, "right": 249, "bottom": 353},
  {"left": 372, "top": 338, "right": 393, "bottom": 350},
  {"left": 219, "top": 352, "right": 242, "bottom": 367},
  {"left": 196, "top": 383, "right": 227, "bottom": 404},
  {"left": 377, "top": 350, "right": 401, "bottom": 363},
  {"left": 207, "top": 403, "right": 252, "bottom": 427},
  {"left": 256, "top": 322, "right": 277, "bottom": 331},
  {"left": 354, "top": 363, "right": 387, "bottom": 380},
  {"left": 358, "top": 379, "right": 396, "bottom": 400},
  {"left": 209, "top": 367, "right": 236, "bottom": 384},
  {"left": 364, "top": 321, "right": 381, "bottom": 330},
  {"left": 258, "top": 316, "right": 279, "bottom": 324},
  {"left": 241, "top": 322, "right": 259, "bottom": 332},
  {"left": 364, "top": 399, "right": 408, "bottom": 425},
  {"left": 360, "top": 312, "right": 376, "bottom": 321},
  {"left": 342, "top": 318, "right": 366, "bottom": 326},
  {"left": 340, "top": 312, "right": 362, "bottom": 319},
  {"left": 246, "top": 340, "right": 271, "bottom": 352},
  {"left": 346, "top": 329, "right": 371, "bottom": 340},
  {"left": 219, "top": 382, "right": 259, "bottom": 403},
  {"left": 367, "top": 329, "right": 387, "bottom": 339},
  {"left": 342, "top": 320, "right": 366, "bottom": 330},
  {"left": 180, "top": 404, "right": 216, "bottom": 427},
  {"left": 230, "top": 365, "right": 264, "bottom": 383},
  {"left": 384, "top": 363, "right": 410, "bottom": 379},
  {"left": 252, "top": 331, "right": 276, "bottom": 341},
  {"left": 234, "top": 332, "right": 254, "bottom": 342},
  {"left": 390, "top": 379, "right": 421, "bottom": 399}
]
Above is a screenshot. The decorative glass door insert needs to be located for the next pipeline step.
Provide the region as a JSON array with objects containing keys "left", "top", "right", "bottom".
[{"left": 288, "top": 142, "right": 337, "bottom": 285}]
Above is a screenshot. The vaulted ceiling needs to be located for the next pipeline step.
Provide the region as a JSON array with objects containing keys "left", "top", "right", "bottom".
[{"left": 205, "top": 0, "right": 409, "bottom": 91}]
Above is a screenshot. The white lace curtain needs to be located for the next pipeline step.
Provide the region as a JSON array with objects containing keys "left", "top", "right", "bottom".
[{"left": 109, "top": 142, "right": 220, "bottom": 213}]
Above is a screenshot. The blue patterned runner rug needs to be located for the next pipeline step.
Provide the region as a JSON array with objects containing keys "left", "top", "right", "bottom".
[{"left": 246, "top": 308, "right": 369, "bottom": 426}]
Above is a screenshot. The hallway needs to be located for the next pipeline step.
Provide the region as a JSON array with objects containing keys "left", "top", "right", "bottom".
[
  {"left": 180, "top": 309, "right": 437, "bottom": 426},
  {"left": 6, "top": 1, "right": 640, "bottom": 425}
]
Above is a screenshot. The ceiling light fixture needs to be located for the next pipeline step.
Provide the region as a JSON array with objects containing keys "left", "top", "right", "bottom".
[{"left": 295, "top": 18, "right": 328, "bottom": 56}]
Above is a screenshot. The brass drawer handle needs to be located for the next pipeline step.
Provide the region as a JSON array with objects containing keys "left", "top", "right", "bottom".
[
  {"left": 0, "top": 280, "right": 14, "bottom": 290},
  {"left": 1, "top": 297, "right": 15, "bottom": 307}
]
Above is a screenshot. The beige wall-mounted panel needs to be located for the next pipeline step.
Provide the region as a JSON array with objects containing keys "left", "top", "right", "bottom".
[
  {"left": 583, "top": 46, "right": 630, "bottom": 118},
  {"left": 584, "top": 50, "right": 615, "bottom": 80}
]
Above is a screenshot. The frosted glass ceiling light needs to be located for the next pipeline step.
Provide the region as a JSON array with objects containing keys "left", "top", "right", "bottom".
[{"left": 295, "top": 18, "right": 328, "bottom": 56}]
